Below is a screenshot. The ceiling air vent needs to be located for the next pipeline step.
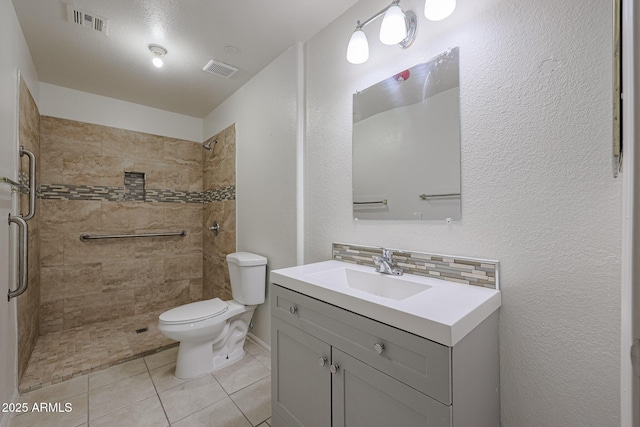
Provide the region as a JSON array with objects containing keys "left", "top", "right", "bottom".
[
  {"left": 66, "top": 3, "right": 108, "bottom": 35},
  {"left": 202, "top": 59, "right": 239, "bottom": 78}
]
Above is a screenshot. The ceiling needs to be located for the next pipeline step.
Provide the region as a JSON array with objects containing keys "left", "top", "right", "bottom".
[{"left": 12, "top": 0, "right": 360, "bottom": 118}]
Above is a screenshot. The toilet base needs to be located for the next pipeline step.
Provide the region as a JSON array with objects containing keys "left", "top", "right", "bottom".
[
  {"left": 212, "top": 347, "right": 246, "bottom": 371},
  {"left": 174, "top": 339, "right": 215, "bottom": 379}
]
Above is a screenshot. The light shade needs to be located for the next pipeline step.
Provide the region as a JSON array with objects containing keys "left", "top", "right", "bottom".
[
  {"left": 424, "top": 0, "right": 456, "bottom": 21},
  {"left": 152, "top": 57, "right": 163, "bottom": 68},
  {"left": 347, "top": 29, "right": 369, "bottom": 64},
  {"left": 379, "top": 5, "right": 407, "bottom": 45}
]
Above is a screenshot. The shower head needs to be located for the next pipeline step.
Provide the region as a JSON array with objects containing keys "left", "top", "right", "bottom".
[{"left": 203, "top": 138, "right": 217, "bottom": 150}]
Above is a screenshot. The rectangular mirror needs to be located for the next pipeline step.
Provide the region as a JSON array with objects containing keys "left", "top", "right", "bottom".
[{"left": 352, "top": 47, "right": 461, "bottom": 221}]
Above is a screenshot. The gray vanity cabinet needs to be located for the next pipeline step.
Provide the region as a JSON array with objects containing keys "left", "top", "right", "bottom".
[
  {"left": 272, "top": 317, "right": 331, "bottom": 427},
  {"left": 270, "top": 283, "right": 500, "bottom": 427},
  {"left": 331, "top": 349, "right": 451, "bottom": 426}
]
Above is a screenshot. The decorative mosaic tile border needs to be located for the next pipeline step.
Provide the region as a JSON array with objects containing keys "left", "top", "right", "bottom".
[
  {"left": 145, "top": 189, "right": 203, "bottom": 203},
  {"left": 332, "top": 242, "right": 499, "bottom": 289},
  {"left": 40, "top": 184, "right": 125, "bottom": 201},
  {"left": 38, "top": 183, "right": 236, "bottom": 204},
  {"left": 204, "top": 185, "right": 236, "bottom": 202}
]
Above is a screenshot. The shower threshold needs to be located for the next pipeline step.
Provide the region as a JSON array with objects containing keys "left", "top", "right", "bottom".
[{"left": 19, "top": 310, "right": 177, "bottom": 393}]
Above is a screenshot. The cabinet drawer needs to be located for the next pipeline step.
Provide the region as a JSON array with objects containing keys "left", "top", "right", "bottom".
[{"left": 271, "top": 284, "right": 452, "bottom": 405}]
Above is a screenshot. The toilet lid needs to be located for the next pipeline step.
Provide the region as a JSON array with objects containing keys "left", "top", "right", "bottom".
[{"left": 159, "top": 298, "right": 228, "bottom": 324}]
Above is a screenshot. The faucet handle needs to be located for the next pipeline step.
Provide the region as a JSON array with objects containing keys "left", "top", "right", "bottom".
[{"left": 372, "top": 256, "right": 382, "bottom": 271}]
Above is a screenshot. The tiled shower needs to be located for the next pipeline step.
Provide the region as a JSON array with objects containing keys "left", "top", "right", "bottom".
[{"left": 16, "top": 80, "right": 237, "bottom": 392}]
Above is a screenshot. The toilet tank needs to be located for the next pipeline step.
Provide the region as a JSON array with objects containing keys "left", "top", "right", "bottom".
[{"left": 226, "top": 252, "right": 268, "bottom": 305}]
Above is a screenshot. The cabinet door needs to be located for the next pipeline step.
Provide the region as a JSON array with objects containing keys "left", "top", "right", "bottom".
[
  {"left": 331, "top": 349, "right": 451, "bottom": 427},
  {"left": 272, "top": 317, "right": 332, "bottom": 427}
]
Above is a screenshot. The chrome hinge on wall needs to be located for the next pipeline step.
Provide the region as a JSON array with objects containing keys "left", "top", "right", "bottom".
[{"left": 632, "top": 339, "right": 640, "bottom": 377}]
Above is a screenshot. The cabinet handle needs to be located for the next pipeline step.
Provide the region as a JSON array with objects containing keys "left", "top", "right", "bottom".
[
  {"left": 374, "top": 343, "right": 385, "bottom": 355},
  {"left": 330, "top": 364, "right": 340, "bottom": 374},
  {"left": 289, "top": 305, "right": 298, "bottom": 315},
  {"left": 318, "top": 357, "right": 327, "bottom": 367}
]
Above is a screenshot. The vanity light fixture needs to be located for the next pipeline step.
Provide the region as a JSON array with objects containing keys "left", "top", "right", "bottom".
[
  {"left": 148, "top": 44, "right": 167, "bottom": 68},
  {"left": 424, "top": 0, "right": 456, "bottom": 21},
  {"left": 347, "top": 0, "right": 456, "bottom": 64},
  {"left": 347, "top": 1, "right": 417, "bottom": 64}
]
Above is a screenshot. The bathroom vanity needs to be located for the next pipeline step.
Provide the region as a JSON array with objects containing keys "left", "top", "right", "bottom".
[{"left": 269, "top": 260, "right": 501, "bottom": 427}]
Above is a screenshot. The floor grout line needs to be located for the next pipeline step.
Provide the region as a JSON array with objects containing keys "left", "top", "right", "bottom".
[{"left": 17, "top": 343, "right": 271, "bottom": 427}]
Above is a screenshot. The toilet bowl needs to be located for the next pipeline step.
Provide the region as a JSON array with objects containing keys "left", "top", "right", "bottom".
[{"left": 158, "top": 252, "right": 267, "bottom": 379}]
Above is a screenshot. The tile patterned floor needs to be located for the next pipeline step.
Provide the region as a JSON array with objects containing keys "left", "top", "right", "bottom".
[
  {"left": 11, "top": 338, "right": 272, "bottom": 427},
  {"left": 20, "top": 310, "right": 176, "bottom": 393}
]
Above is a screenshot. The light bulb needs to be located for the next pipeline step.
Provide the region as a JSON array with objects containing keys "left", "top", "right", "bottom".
[
  {"left": 152, "top": 57, "right": 163, "bottom": 68},
  {"left": 379, "top": 5, "right": 407, "bottom": 45},
  {"left": 424, "top": 0, "right": 456, "bottom": 21},
  {"left": 347, "top": 29, "right": 369, "bottom": 64}
]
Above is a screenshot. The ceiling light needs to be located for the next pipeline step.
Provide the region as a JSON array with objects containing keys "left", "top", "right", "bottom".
[
  {"left": 346, "top": 28, "right": 369, "bottom": 64},
  {"left": 424, "top": 0, "right": 456, "bottom": 21},
  {"left": 148, "top": 44, "right": 167, "bottom": 68},
  {"left": 346, "top": 1, "right": 417, "bottom": 65}
]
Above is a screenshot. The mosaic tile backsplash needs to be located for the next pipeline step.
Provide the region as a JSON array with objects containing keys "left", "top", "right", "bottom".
[{"left": 332, "top": 243, "right": 499, "bottom": 289}]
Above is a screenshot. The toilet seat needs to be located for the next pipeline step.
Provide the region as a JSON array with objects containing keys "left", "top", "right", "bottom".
[{"left": 159, "top": 298, "right": 228, "bottom": 325}]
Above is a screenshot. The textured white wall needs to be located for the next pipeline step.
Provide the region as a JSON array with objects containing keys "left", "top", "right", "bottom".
[
  {"left": 305, "top": 0, "right": 621, "bottom": 425},
  {"left": 38, "top": 83, "right": 203, "bottom": 142},
  {"left": 202, "top": 46, "right": 300, "bottom": 345},
  {"left": 0, "top": 0, "right": 39, "bottom": 424}
]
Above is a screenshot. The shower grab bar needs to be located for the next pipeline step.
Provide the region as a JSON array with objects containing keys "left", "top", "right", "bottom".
[
  {"left": 20, "top": 146, "right": 36, "bottom": 221},
  {"left": 0, "top": 176, "right": 29, "bottom": 193},
  {"left": 8, "top": 214, "right": 28, "bottom": 301},
  {"left": 419, "top": 193, "right": 461, "bottom": 199},
  {"left": 353, "top": 199, "right": 388, "bottom": 205},
  {"left": 80, "top": 230, "right": 187, "bottom": 241}
]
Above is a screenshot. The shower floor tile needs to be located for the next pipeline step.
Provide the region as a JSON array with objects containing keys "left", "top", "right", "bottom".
[{"left": 19, "top": 310, "right": 176, "bottom": 393}]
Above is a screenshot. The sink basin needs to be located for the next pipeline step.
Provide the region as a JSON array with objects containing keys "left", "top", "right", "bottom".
[
  {"left": 305, "top": 267, "right": 431, "bottom": 301},
  {"left": 270, "top": 260, "right": 502, "bottom": 346}
]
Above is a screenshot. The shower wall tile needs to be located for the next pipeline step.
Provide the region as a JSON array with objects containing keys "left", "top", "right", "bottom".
[
  {"left": 18, "top": 78, "right": 41, "bottom": 382},
  {"left": 165, "top": 160, "right": 202, "bottom": 192},
  {"left": 64, "top": 290, "right": 135, "bottom": 330},
  {"left": 101, "top": 127, "right": 134, "bottom": 157},
  {"left": 102, "top": 258, "right": 164, "bottom": 292},
  {"left": 39, "top": 301, "right": 64, "bottom": 334},
  {"left": 40, "top": 232, "right": 64, "bottom": 267},
  {"left": 101, "top": 201, "right": 165, "bottom": 232},
  {"left": 132, "top": 159, "right": 165, "bottom": 189},
  {"left": 164, "top": 253, "right": 203, "bottom": 283},
  {"left": 41, "top": 199, "right": 102, "bottom": 232},
  {"left": 40, "top": 151, "right": 63, "bottom": 184},
  {"left": 133, "top": 133, "right": 164, "bottom": 161},
  {"left": 38, "top": 116, "right": 209, "bottom": 333},
  {"left": 165, "top": 137, "right": 202, "bottom": 164},
  {"left": 62, "top": 153, "right": 134, "bottom": 187},
  {"left": 40, "top": 263, "right": 102, "bottom": 303},
  {"left": 41, "top": 117, "right": 102, "bottom": 155},
  {"left": 203, "top": 172, "right": 236, "bottom": 302},
  {"left": 163, "top": 203, "right": 202, "bottom": 231},
  {"left": 190, "top": 278, "right": 204, "bottom": 302},
  {"left": 147, "top": 280, "right": 191, "bottom": 313},
  {"left": 63, "top": 232, "right": 138, "bottom": 265}
]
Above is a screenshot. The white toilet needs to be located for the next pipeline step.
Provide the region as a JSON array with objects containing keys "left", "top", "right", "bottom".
[{"left": 158, "top": 252, "right": 267, "bottom": 379}]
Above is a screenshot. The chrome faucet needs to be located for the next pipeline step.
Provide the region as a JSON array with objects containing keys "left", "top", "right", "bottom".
[{"left": 373, "top": 248, "right": 403, "bottom": 276}]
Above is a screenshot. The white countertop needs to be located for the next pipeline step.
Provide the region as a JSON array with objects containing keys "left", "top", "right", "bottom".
[{"left": 270, "top": 260, "right": 501, "bottom": 347}]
